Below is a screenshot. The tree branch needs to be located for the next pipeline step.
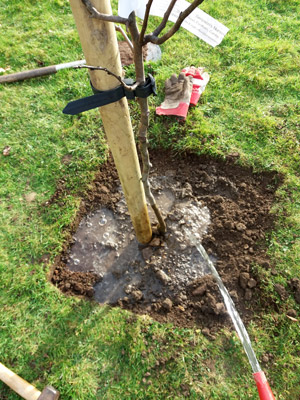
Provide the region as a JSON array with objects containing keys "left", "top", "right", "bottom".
[
  {"left": 81, "top": 0, "right": 128, "bottom": 24},
  {"left": 74, "top": 65, "right": 140, "bottom": 91},
  {"left": 115, "top": 25, "right": 134, "bottom": 53},
  {"left": 127, "top": 12, "right": 145, "bottom": 83},
  {"left": 139, "top": 0, "right": 153, "bottom": 45},
  {"left": 152, "top": 0, "right": 177, "bottom": 37},
  {"left": 144, "top": 0, "right": 205, "bottom": 45}
]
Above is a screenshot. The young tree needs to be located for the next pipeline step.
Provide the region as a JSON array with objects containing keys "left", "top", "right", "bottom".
[{"left": 75, "top": 0, "right": 205, "bottom": 235}]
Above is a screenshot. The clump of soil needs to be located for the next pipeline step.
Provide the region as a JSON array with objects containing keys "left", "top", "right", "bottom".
[
  {"left": 52, "top": 263, "right": 101, "bottom": 298},
  {"left": 51, "top": 150, "right": 282, "bottom": 332}
]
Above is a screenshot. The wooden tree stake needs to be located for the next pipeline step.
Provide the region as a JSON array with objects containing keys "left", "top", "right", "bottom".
[{"left": 69, "top": 0, "right": 152, "bottom": 244}]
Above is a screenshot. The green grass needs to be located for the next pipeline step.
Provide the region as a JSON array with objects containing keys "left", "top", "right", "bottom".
[{"left": 0, "top": 0, "right": 300, "bottom": 398}]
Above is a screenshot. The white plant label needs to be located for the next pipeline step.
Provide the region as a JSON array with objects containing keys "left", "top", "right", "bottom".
[
  {"left": 150, "top": 0, "right": 229, "bottom": 47},
  {"left": 118, "top": 0, "right": 146, "bottom": 19},
  {"left": 118, "top": 0, "right": 229, "bottom": 47}
]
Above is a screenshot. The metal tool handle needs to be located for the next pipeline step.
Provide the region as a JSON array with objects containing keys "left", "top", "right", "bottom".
[
  {"left": 0, "top": 60, "right": 86, "bottom": 83},
  {"left": 0, "top": 66, "right": 57, "bottom": 83}
]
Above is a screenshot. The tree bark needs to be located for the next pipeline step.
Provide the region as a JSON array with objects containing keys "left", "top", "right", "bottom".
[{"left": 128, "top": 13, "right": 167, "bottom": 233}]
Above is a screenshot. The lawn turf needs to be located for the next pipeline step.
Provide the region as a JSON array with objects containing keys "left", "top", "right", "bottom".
[{"left": 0, "top": 0, "right": 300, "bottom": 399}]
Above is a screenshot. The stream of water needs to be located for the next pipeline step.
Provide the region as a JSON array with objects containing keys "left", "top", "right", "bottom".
[
  {"left": 191, "top": 236, "right": 261, "bottom": 373},
  {"left": 177, "top": 204, "right": 261, "bottom": 373}
]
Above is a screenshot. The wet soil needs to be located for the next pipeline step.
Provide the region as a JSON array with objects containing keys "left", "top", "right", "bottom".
[{"left": 51, "top": 150, "right": 282, "bottom": 333}]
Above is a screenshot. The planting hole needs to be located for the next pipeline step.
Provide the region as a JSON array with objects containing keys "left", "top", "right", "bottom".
[{"left": 52, "top": 150, "right": 281, "bottom": 333}]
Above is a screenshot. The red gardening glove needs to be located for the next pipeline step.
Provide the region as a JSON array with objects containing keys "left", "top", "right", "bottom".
[
  {"left": 156, "top": 72, "right": 193, "bottom": 120},
  {"left": 181, "top": 66, "right": 210, "bottom": 106}
]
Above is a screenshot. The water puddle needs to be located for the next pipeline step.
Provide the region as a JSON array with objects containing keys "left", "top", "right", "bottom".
[{"left": 66, "top": 176, "right": 213, "bottom": 305}]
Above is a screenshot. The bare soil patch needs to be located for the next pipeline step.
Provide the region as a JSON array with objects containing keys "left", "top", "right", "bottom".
[
  {"left": 119, "top": 41, "right": 148, "bottom": 66},
  {"left": 51, "top": 150, "right": 281, "bottom": 334}
]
